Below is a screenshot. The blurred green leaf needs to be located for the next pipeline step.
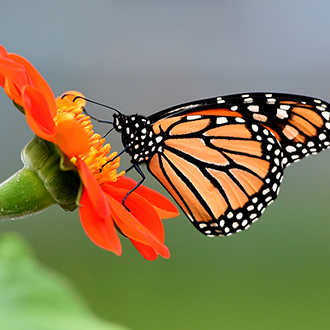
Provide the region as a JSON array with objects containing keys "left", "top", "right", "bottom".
[{"left": 0, "top": 233, "right": 129, "bottom": 330}]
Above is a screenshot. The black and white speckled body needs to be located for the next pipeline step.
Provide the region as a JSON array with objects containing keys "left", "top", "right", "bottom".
[{"left": 113, "top": 113, "right": 161, "bottom": 164}]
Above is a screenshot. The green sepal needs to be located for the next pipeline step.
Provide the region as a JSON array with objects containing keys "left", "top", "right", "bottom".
[
  {"left": 58, "top": 146, "right": 83, "bottom": 208},
  {"left": 0, "top": 135, "right": 81, "bottom": 220},
  {"left": 12, "top": 100, "right": 25, "bottom": 115},
  {"left": 21, "top": 135, "right": 81, "bottom": 211}
]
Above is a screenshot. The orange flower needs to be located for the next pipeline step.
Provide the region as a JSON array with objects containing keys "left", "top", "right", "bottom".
[{"left": 0, "top": 45, "right": 179, "bottom": 260}]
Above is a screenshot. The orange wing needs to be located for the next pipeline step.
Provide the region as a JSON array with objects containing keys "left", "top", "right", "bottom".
[
  {"left": 147, "top": 114, "right": 284, "bottom": 236},
  {"left": 248, "top": 97, "right": 330, "bottom": 166}
]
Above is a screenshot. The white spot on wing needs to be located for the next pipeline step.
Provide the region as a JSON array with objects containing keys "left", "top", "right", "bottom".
[
  {"left": 217, "top": 97, "right": 225, "bottom": 104},
  {"left": 267, "top": 98, "right": 276, "bottom": 104},
  {"left": 252, "top": 124, "right": 259, "bottom": 132},
  {"left": 322, "top": 111, "right": 330, "bottom": 121},
  {"left": 236, "top": 212, "right": 243, "bottom": 220},
  {"left": 253, "top": 113, "right": 268, "bottom": 122},
  {"left": 187, "top": 115, "right": 202, "bottom": 120},
  {"left": 319, "top": 133, "right": 327, "bottom": 140},
  {"left": 216, "top": 117, "right": 228, "bottom": 125},
  {"left": 286, "top": 146, "right": 296, "bottom": 153},
  {"left": 248, "top": 105, "right": 259, "bottom": 112},
  {"left": 280, "top": 104, "right": 290, "bottom": 110},
  {"left": 262, "top": 188, "right": 270, "bottom": 195},
  {"left": 277, "top": 109, "right": 289, "bottom": 119}
]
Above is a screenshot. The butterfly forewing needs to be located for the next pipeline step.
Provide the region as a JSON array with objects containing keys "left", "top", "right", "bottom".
[
  {"left": 147, "top": 114, "right": 284, "bottom": 236},
  {"left": 149, "top": 93, "right": 330, "bottom": 167}
]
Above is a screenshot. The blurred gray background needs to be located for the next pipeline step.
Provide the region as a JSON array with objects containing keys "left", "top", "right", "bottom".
[{"left": 1, "top": 1, "right": 330, "bottom": 329}]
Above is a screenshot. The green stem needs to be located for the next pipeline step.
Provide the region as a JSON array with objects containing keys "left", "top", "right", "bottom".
[{"left": 0, "top": 167, "right": 54, "bottom": 219}]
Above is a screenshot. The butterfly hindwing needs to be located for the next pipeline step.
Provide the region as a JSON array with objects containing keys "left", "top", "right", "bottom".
[{"left": 147, "top": 113, "right": 284, "bottom": 236}]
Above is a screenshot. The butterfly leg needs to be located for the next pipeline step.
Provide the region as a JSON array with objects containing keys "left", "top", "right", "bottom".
[
  {"left": 122, "top": 163, "right": 146, "bottom": 211},
  {"left": 100, "top": 147, "right": 129, "bottom": 173}
]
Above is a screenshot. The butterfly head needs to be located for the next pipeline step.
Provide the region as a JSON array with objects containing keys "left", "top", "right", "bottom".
[
  {"left": 113, "top": 113, "right": 157, "bottom": 164},
  {"left": 113, "top": 113, "right": 127, "bottom": 132}
]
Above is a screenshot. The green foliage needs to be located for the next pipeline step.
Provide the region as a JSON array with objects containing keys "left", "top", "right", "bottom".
[{"left": 0, "top": 233, "right": 129, "bottom": 330}]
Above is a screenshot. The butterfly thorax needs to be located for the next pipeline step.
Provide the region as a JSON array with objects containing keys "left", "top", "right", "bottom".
[{"left": 113, "top": 113, "right": 160, "bottom": 164}]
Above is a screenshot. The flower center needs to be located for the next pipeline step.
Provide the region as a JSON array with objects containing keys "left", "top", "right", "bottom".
[{"left": 54, "top": 105, "right": 124, "bottom": 185}]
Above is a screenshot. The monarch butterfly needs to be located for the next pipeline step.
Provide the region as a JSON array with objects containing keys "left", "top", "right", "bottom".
[{"left": 84, "top": 92, "right": 330, "bottom": 237}]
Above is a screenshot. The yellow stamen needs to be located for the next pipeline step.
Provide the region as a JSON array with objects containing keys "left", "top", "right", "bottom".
[{"left": 54, "top": 105, "right": 125, "bottom": 184}]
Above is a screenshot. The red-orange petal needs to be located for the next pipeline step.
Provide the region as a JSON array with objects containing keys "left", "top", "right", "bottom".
[
  {"left": 0, "top": 58, "right": 29, "bottom": 104},
  {"left": 0, "top": 46, "right": 7, "bottom": 87},
  {"left": 3, "top": 78, "right": 22, "bottom": 104},
  {"left": 106, "top": 193, "right": 170, "bottom": 258},
  {"left": 108, "top": 177, "right": 179, "bottom": 219},
  {"left": 76, "top": 158, "right": 111, "bottom": 219},
  {"left": 79, "top": 189, "right": 122, "bottom": 255},
  {"left": 55, "top": 113, "right": 91, "bottom": 159},
  {"left": 0, "top": 73, "right": 4, "bottom": 89},
  {"left": 130, "top": 240, "right": 160, "bottom": 260},
  {"left": 22, "top": 85, "right": 57, "bottom": 143},
  {"left": 8, "top": 53, "right": 57, "bottom": 118},
  {"left": 0, "top": 58, "right": 29, "bottom": 88},
  {"left": 102, "top": 184, "right": 165, "bottom": 241},
  {"left": 0, "top": 45, "right": 8, "bottom": 58}
]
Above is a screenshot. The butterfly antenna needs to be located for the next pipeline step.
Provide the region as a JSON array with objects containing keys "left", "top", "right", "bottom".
[
  {"left": 61, "top": 94, "right": 123, "bottom": 125},
  {"left": 62, "top": 94, "right": 123, "bottom": 114}
]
